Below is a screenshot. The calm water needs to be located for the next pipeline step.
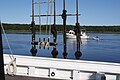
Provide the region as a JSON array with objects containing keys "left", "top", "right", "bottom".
[{"left": 2, "top": 33, "right": 120, "bottom": 63}]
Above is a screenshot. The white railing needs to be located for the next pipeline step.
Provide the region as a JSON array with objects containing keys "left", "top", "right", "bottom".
[{"left": 4, "top": 54, "right": 120, "bottom": 80}]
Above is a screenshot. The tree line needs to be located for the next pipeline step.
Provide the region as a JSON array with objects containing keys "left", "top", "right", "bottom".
[{"left": 2, "top": 23, "right": 120, "bottom": 33}]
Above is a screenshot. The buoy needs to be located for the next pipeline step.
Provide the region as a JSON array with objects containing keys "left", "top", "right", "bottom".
[
  {"left": 41, "top": 41, "right": 45, "bottom": 47},
  {"left": 41, "top": 38, "right": 45, "bottom": 47},
  {"left": 46, "top": 42, "right": 50, "bottom": 49},
  {"left": 38, "top": 38, "right": 41, "bottom": 49},
  {"left": 46, "top": 38, "right": 50, "bottom": 49},
  {"left": 38, "top": 42, "right": 41, "bottom": 49}
]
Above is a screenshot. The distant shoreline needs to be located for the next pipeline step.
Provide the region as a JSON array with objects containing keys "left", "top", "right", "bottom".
[
  {"left": 2, "top": 23, "right": 120, "bottom": 34},
  {"left": 3, "top": 30, "right": 120, "bottom": 34}
]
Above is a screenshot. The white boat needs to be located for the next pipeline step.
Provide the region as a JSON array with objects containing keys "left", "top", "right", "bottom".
[
  {"left": 92, "top": 36, "right": 100, "bottom": 40},
  {"left": 66, "top": 29, "right": 89, "bottom": 39},
  {"left": 4, "top": 54, "right": 120, "bottom": 80}
]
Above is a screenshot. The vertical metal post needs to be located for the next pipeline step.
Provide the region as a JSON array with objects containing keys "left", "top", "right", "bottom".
[
  {"left": 53, "top": 0, "right": 57, "bottom": 42},
  {"left": 75, "top": 0, "right": 82, "bottom": 59},
  {"left": 62, "top": 0, "right": 67, "bottom": 59},
  {"left": 0, "top": 21, "right": 5, "bottom": 80},
  {"left": 30, "top": 0, "right": 37, "bottom": 56}
]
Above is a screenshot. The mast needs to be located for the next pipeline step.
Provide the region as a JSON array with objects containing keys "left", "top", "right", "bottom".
[
  {"left": 0, "top": 20, "right": 5, "bottom": 80},
  {"left": 62, "top": 0, "right": 67, "bottom": 59}
]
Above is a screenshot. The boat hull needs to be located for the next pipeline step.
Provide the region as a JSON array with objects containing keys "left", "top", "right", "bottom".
[
  {"left": 66, "top": 33, "right": 89, "bottom": 39},
  {"left": 4, "top": 54, "right": 120, "bottom": 80}
]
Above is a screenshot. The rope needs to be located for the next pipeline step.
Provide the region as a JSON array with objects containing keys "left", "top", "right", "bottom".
[
  {"left": 1, "top": 21, "right": 17, "bottom": 75},
  {"left": 47, "top": 0, "right": 52, "bottom": 42},
  {"left": 49, "top": 0, "right": 52, "bottom": 36},
  {"left": 46, "top": 0, "right": 50, "bottom": 34},
  {"left": 38, "top": 0, "right": 42, "bottom": 35},
  {"left": 37, "top": 0, "right": 53, "bottom": 49},
  {"left": 0, "top": 21, "right": 14, "bottom": 60}
]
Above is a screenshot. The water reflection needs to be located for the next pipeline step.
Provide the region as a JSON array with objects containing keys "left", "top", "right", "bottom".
[
  {"left": 67, "top": 38, "right": 88, "bottom": 59},
  {"left": 67, "top": 39, "right": 76, "bottom": 52},
  {"left": 81, "top": 38, "right": 88, "bottom": 45},
  {"left": 67, "top": 38, "right": 88, "bottom": 47}
]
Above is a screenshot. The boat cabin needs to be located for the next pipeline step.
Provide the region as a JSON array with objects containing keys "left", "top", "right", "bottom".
[{"left": 69, "top": 30, "right": 75, "bottom": 35}]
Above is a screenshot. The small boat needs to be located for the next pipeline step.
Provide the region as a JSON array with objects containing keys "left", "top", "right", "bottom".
[
  {"left": 66, "top": 29, "right": 89, "bottom": 39},
  {"left": 92, "top": 36, "right": 100, "bottom": 40}
]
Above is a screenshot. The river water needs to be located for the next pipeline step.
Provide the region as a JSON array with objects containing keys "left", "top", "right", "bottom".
[{"left": 2, "top": 33, "right": 120, "bottom": 63}]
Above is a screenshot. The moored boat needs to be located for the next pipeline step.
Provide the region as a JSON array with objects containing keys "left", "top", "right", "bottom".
[
  {"left": 66, "top": 29, "right": 89, "bottom": 39},
  {"left": 92, "top": 36, "right": 100, "bottom": 40}
]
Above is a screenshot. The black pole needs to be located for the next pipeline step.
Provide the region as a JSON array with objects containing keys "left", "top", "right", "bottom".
[
  {"left": 62, "top": 0, "right": 67, "bottom": 59},
  {"left": 75, "top": 0, "right": 82, "bottom": 59},
  {"left": 53, "top": 0, "right": 57, "bottom": 42},
  {"left": 30, "top": 0, "right": 37, "bottom": 56},
  {"left": 0, "top": 21, "right": 5, "bottom": 80},
  {"left": 51, "top": 0, "right": 58, "bottom": 58},
  {"left": 76, "top": 0, "right": 80, "bottom": 51}
]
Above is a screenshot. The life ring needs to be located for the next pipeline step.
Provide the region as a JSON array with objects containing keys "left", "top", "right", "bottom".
[{"left": 7, "top": 59, "right": 17, "bottom": 76}]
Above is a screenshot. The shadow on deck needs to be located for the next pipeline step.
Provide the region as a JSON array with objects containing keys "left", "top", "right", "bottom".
[{"left": 5, "top": 75, "right": 62, "bottom": 80}]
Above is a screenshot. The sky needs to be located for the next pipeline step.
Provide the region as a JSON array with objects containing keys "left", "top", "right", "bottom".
[{"left": 0, "top": 0, "right": 120, "bottom": 26}]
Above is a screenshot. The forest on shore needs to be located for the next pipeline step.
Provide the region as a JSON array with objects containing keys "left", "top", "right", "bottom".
[{"left": 2, "top": 23, "right": 120, "bottom": 33}]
